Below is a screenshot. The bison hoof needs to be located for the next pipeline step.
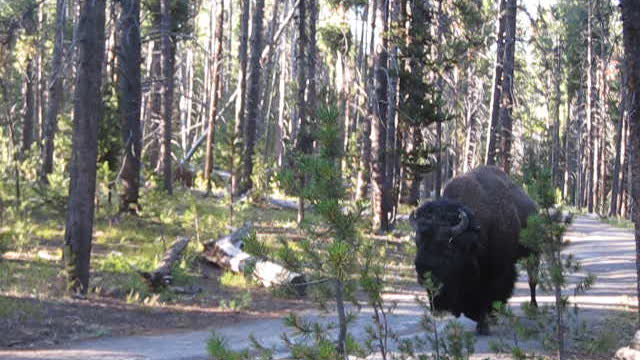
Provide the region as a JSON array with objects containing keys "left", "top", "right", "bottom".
[{"left": 476, "top": 321, "right": 490, "bottom": 336}]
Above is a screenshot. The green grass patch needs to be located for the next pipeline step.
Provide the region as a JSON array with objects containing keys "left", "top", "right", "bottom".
[
  {"left": 0, "top": 296, "right": 44, "bottom": 322},
  {"left": 601, "top": 216, "right": 634, "bottom": 229},
  {"left": 0, "top": 259, "right": 60, "bottom": 297},
  {"left": 219, "top": 271, "right": 252, "bottom": 289}
]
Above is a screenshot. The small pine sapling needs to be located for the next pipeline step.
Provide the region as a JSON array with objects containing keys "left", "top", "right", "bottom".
[{"left": 520, "top": 165, "right": 595, "bottom": 360}]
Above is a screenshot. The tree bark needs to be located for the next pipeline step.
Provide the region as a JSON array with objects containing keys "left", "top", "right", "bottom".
[
  {"left": 118, "top": 0, "right": 142, "bottom": 213},
  {"left": 371, "top": 0, "right": 389, "bottom": 232},
  {"left": 22, "top": 60, "right": 35, "bottom": 154},
  {"left": 231, "top": 0, "right": 250, "bottom": 195},
  {"left": 620, "top": 0, "right": 640, "bottom": 325},
  {"left": 295, "top": 0, "right": 308, "bottom": 224},
  {"left": 355, "top": 0, "right": 375, "bottom": 203},
  {"left": 204, "top": 0, "right": 224, "bottom": 194},
  {"left": 552, "top": 40, "right": 562, "bottom": 188},
  {"left": 20, "top": 5, "right": 37, "bottom": 155},
  {"left": 611, "top": 72, "right": 626, "bottom": 217},
  {"left": 63, "top": 0, "right": 106, "bottom": 295},
  {"left": 41, "top": 0, "right": 66, "bottom": 182},
  {"left": 386, "top": 0, "right": 400, "bottom": 221},
  {"left": 161, "top": 0, "right": 173, "bottom": 194},
  {"left": 587, "top": 0, "right": 596, "bottom": 212},
  {"left": 499, "top": 0, "right": 516, "bottom": 174},
  {"left": 485, "top": 0, "right": 506, "bottom": 166},
  {"left": 243, "top": 0, "right": 265, "bottom": 191}
]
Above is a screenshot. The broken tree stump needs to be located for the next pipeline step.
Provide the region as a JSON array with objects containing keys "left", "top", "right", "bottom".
[
  {"left": 141, "top": 236, "right": 191, "bottom": 291},
  {"left": 202, "top": 223, "right": 306, "bottom": 294}
]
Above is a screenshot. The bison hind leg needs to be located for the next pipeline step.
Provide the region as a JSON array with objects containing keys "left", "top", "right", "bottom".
[{"left": 476, "top": 315, "right": 491, "bottom": 336}]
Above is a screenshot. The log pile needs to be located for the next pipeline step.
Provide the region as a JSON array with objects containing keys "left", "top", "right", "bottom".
[{"left": 202, "top": 223, "right": 306, "bottom": 295}]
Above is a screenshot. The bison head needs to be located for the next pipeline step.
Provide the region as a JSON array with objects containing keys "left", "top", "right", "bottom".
[{"left": 411, "top": 200, "right": 482, "bottom": 311}]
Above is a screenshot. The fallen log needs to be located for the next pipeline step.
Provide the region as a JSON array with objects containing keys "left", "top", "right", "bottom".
[
  {"left": 267, "top": 197, "right": 313, "bottom": 211},
  {"left": 202, "top": 224, "right": 306, "bottom": 295},
  {"left": 141, "top": 236, "right": 191, "bottom": 291}
]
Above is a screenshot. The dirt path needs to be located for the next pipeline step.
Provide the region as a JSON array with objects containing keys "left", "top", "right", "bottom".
[{"left": 2, "top": 215, "right": 636, "bottom": 360}]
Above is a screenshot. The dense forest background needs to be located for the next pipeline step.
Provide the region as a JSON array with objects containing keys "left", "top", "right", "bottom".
[{"left": 0, "top": 0, "right": 637, "bottom": 296}]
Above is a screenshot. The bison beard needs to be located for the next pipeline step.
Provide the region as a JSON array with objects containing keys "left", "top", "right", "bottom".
[{"left": 412, "top": 166, "right": 538, "bottom": 335}]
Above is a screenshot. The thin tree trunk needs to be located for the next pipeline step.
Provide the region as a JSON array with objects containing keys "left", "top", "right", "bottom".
[
  {"left": 295, "top": 0, "right": 308, "bottom": 224},
  {"left": 307, "top": 0, "right": 317, "bottom": 118},
  {"left": 619, "top": 113, "right": 629, "bottom": 216},
  {"left": 371, "top": 0, "right": 389, "bottom": 232},
  {"left": 41, "top": 0, "right": 66, "bottom": 181},
  {"left": 485, "top": 0, "right": 506, "bottom": 166},
  {"left": 22, "top": 59, "right": 35, "bottom": 154},
  {"left": 355, "top": 0, "right": 376, "bottom": 203},
  {"left": 118, "top": 0, "right": 142, "bottom": 213},
  {"left": 257, "top": 0, "right": 281, "bottom": 143},
  {"left": 611, "top": 74, "right": 626, "bottom": 217},
  {"left": 204, "top": 0, "right": 224, "bottom": 194},
  {"left": 161, "top": 0, "right": 173, "bottom": 194},
  {"left": 552, "top": 40, "right": 562, "bottom": 188},
  {"left": 64, "top": 0, "right": 106, "bottom": 295},
  {"left": 563, "top": 92, "right": 572, "bottom": 202},
  {"left": 335, "top": 279, "right": 348, "bottom": 358},
  {"left": 231, "top": 0, "right": 250, "bottom": 195},
  {"left": 386, "top": 0, "right": 400, "bottom": 222},
  {"left": 243, "top": 0, "right": 265, "bottom": 191},
  {"left": 499, "top": 0, "right": 516, "bottom": 174},
  {"left": 587, "top": 0, "right": 596, "bottom": 213},
  {"left": 275, "top": 1, "right": 287, "bottom": 168}
]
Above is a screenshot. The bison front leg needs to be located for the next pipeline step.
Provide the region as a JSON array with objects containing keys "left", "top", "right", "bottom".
[
  {"left": 528, "top": 277, "right": 538, "bottom": 307},
  {"left": 476, "top": 314, "right": 490, "bottom": 335}
]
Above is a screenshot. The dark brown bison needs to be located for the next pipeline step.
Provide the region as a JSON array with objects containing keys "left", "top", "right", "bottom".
[{"left": 411, "top": 166, "right": 538, "bottom": 334}]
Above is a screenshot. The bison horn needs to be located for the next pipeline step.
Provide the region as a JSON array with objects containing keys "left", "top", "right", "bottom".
[{"left": 450, "top": 209, "right": 469, "bottom": 236}]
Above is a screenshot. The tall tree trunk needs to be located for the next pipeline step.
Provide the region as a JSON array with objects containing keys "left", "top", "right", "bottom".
[
  {"left": 275, "top": 0, "right": 287, "bottom": 168},
  {"left": 161, "top": 0, "right": 173, "bottom": 194},
  {"left": 257, "top": 0, "right": 281, "bottom": 147},
  {"left": 146, "top": 39, "right": 162, "bottom": 168},
  {"left": 485, "top": 0, "right": 506, "bottom": 166},
  {"left": 243, "top": 0, "right": 265, "bottom": 191},
  {"left": 499, "top": 0, "right": 516, "bottom": 174},
  {"left": 463, "top": 73, "right": 480, "bottom": 174},
  {"left": 204, "top": 0, "right": 224, "bottom": 194},
  {"left": 307, "top": 0, "right": 317, "bottom": 118},
  {"left": 295, "top": 0, "right": 308, "bottom": 224},
  {"left": 64, "top": 0, "right": 106, "bottom": 295},
  {"left": 611, "top": 78, "right": 626, "bottom": 217},
  {"left": 20, "top": 5, "right": 36, "bottom": 154},
  {"left": 41, "top": 0, "right": 66, "bottom": 182},
  {"left": 231, "top": 0, "right": 250, "bottom": 195},
  {"left": 118, "top": 0, "right": 142, "bottom": 213},
  {"left": 620, "top": 0, "right": 640, "bottom": 325},
  {"left": 552, "top": 40, "right": 562, "bottom": 188},
  {"left": 22, "top": 60, "right": 35, "bottom": 154},
  {"left": 371, "top": 0, "right": 389, "bottom": 232},
  {"left": 587, "top": 0, "right": 596, "bottom": 212},
  {"left": 355, "top": 0, "right": 376, "bottom": 203},
  {"left": 563, "top": 91, "right": 572, "bottom": 202},
  {"left": 386, "top": 0, "right": 400, "bottom": 221}
]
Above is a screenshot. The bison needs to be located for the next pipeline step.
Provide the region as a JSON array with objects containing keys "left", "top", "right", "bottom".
[{"left": 411, "top": 166, "right": 538, "bottom": 334}]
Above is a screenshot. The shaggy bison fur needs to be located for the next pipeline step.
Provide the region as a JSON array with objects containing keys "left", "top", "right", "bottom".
[{"left": 411, "top": 166, "right": 538, "bottom": 334}]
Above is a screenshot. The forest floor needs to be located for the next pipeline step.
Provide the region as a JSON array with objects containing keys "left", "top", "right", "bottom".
[{"left": 0, "top": 205, "right": 637, "bottom": 359}]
